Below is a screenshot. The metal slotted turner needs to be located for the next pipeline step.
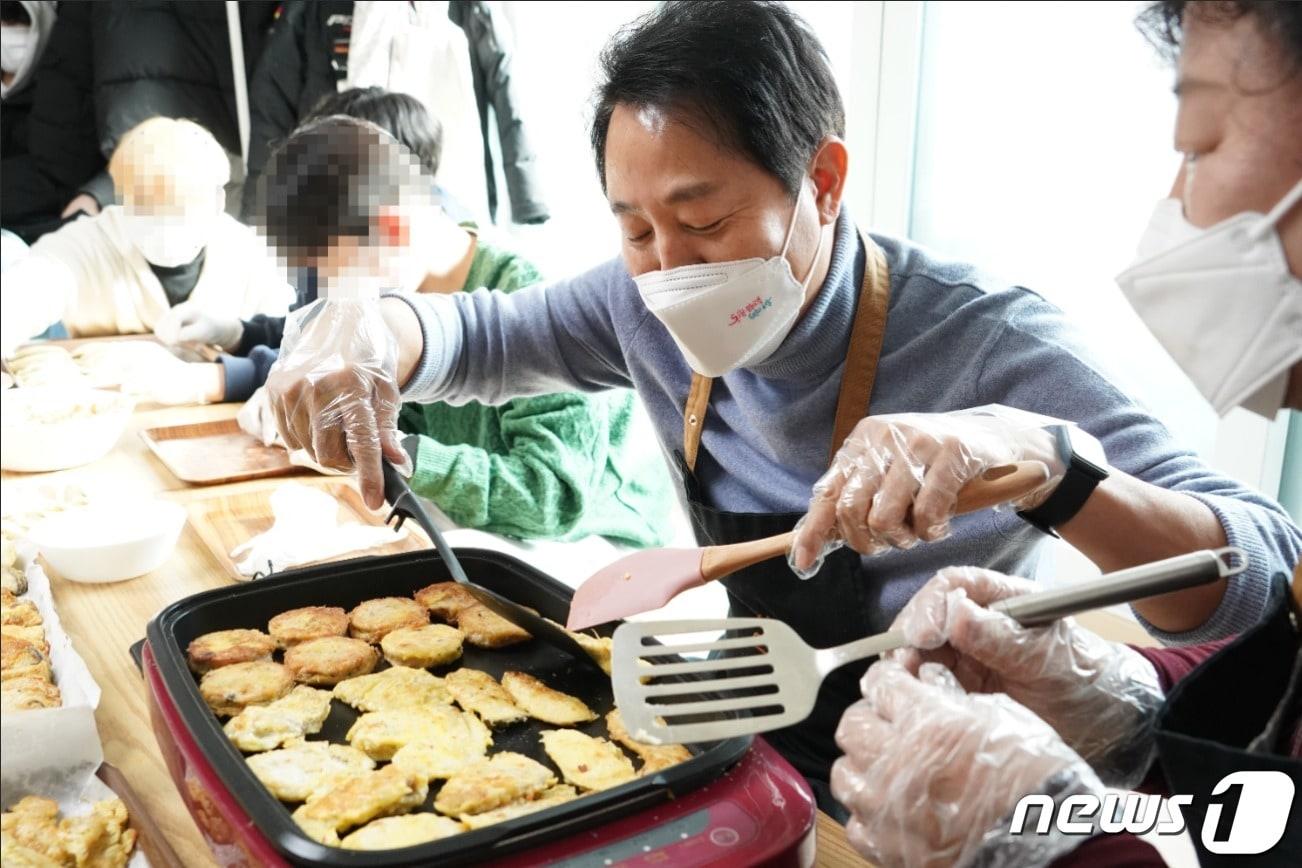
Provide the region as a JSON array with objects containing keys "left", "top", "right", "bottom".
[{"left": 612, "top": 547, "right": 1245, "bottom": 744}]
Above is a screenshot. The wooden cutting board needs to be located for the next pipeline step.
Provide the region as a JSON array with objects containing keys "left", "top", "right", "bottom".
[
  {"left": 141, "top": 418, "right": 303, "bottom": 485},
  {"left": 185, "top": 480, "right": 427, "bottom": 581}
]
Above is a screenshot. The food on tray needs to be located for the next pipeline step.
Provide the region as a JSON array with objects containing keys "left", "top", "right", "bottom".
[
  {"left": 1, "top": 624, "right": 49, "bottom": 654},
  {"left": 379, "top": 623, "right": 464, "bottom": 668},
  {"left": 540, "top": 729, "right": 637, "bottom": 791},
  {"left": 1, "top": 674, "right": 62, "bottom": 711},
  {"left": 284, "top": 636, "right": 380, "bottom": 686},
  {"left": 339, "top": 813, "right": 466, "bottom": 850},
  {"left": 348, "top": 597, "right": 428, "bottom": 643},
  {"left": 455, "top": 604, "right": 531, "bottom": 648},
  {"left": 268, "top": 606, "right": 348, "bottom": 648},
  {"left": 459, "top": 785, "right": 579, "bottom": 830},
  {"left": 6, "top": 346, "right": 86, "bottom": 389},
  {"left": 1, "top": 635, "right": 52, "bottom": 682},
  {"left": 291, "top": 765, "right": 428, "bottom": 846},
  {"left": 199, "top": 660, "right": 294, "bottom": 717},
  {"left": 186, "top": 628, "right": 276, "bottom": 674},
  {"left": 1, "top": 597, "right": 41, "bottom": 627},
  {"left": 444, "top": 668, "right": 527, "bottom": 726},
  {"left": 606, "top": 709, "right": 693, "bottom": 774},
  {"left": 331, "top": 666, "right": 451, "bottom": 712},
  {"left": 1, "top": 386, "right": 128, "bottom": 424},
  {"left": 0, "top": 795, "right": 136, "bottom": 868},
  {"left": 433, "top": 752, "right": 556, "bottom": 817},
  {"left": 245, "top": 740, "right": 376, "bottom": 802},
  {"left": 1, "top": 564, "right": 26, "bottom": 595},
  {"left": 413, "top": 581, "right": 478, "bottom": 621},
  {"left": 224, "top": 685, "right": 333, "bottom": 752},
  {"left": 501, "top": 671, "right": 596, "bottom": 725},
  {"left": 347, "top": 705, "right": 490, "bottom": 763},
  {"left": 387, "top": 710, "right": 493, "bottom": 779}
]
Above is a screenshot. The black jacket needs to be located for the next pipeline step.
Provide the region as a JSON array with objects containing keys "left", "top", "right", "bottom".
[
  {"left": 0, "top": 1, "right": 277, "bottom": 241},
  {"left": 243, "top": 0, "right": 547, "bottom": 225}
]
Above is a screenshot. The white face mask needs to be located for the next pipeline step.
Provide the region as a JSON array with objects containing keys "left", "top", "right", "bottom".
[
  {"left": 1117, "top": 176, "right": 1302, "bottom": 419},
  {"left": 1, "top": 25, "right": 31, "bottom": 74},
  {"left": 633, "top": 188, "right": 824, "bottom": 377},
  {"left": 122, "top": 211, "right": 214, "bottom": 268}
]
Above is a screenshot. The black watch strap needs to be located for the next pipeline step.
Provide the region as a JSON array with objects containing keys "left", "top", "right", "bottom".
[{"left": 1017, "top": 425, "right": 1109, "bottom": 537}]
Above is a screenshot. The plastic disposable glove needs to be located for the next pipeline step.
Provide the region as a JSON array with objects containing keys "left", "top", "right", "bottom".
[
  {"left": 237, "top": 386, "right": 283, "bottom": 447},
  {"left": 832, "top": 659, "right": 1103, "bottom": 868},
  {"left": 888, "top": 566, "right": 1164, "bottom": 787},
  {"left": 264, "top": 298, "right": 411, "bottom": 509},
  {"left": 154, "top": 301, "right": 244, "bottom": 351},
  {"left": 789, "top": 405, "right": 1104, "bottom": 576}
]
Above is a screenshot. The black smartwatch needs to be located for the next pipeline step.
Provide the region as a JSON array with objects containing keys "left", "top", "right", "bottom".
[{"left": 1017, "top": 425, "right": 1109, "bottom": 537}]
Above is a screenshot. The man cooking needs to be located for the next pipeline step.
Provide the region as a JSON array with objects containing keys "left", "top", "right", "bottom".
[{"left": 263, "top": 0, "right": 1301, "bottom": 814}]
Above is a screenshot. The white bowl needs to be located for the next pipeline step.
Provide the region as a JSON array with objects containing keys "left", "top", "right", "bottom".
[
  {"left": 29, "top": 500, "right": 187, "bottom": 583},
  {"left": 1, "top": 387, "right": 135, "bottom": 472}
]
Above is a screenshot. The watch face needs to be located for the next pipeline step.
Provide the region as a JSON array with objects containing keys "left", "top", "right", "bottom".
[{"left": 1065, "top": 425, "right": 1110, "bottom": 474}]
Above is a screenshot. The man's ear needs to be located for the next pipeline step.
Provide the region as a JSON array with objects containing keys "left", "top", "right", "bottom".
[
  {"left": 809, "top": 136, "right": 849, "bottom": 226},
  {"left": 375, "top": 207, "right": 411, "bottom": 248}
]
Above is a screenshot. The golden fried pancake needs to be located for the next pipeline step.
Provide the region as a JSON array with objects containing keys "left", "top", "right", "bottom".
[
  {"left": 433, "top": 752, "right": 556, "bottom": 817},
  {"left": 540, "top": 729, "right": 636, "bottom": 791},
  {"left": 1, "top": 624, "right": 49, "bottom": 655},
  {"left": 223, "top": 686, "right": 333, "bottom": 752},
  {"left": 380, "top": 624, "right": 463, "bottom": 668},
  {"left": 413, "top": 581, "right": 478, "bottom": 621},
  {"left": 246, "top": 740, "right": 376, "bottom": 802},
  {"left": 347, "top": 704, "right": 485, "bottom": 762},
  {"left": 284, "top": 636, "right": 379, "bottom": 686},
  {"left": 1, "top": 796, "right": 67, "bottom": 864},
  {"left": 1, "top": 675, "right": 61, "bottom": 712},
  {"left": 340, "top": 814, "right": 466, "bottom": 850},
  {"left": 605, "top": 709, "right": 693, "bottom": 774},
  {"left": 455, "top": 605, "right": 530, "bottom": 649},
  {"left": 389, "top": 710, "right": 493, "bottom": 780},
  {"left": 348, "top": 597, "right": 428, "bottom": 644},
  {"left": 1, "top": 598, "right": 41, "bottom": 627},
  {"left": 58, "top": 798, "right": 136, "bottom": 868},
  {"left": 186, "top": 628, "right": 275, "bottom": 674},
  {"left": 332, "top": 666, "right": 452, "bottom": 712},
  {"left": 444, "top": 668, "right": 526, "bottom": 726},
  {"left": 292, "top": 766, "right": 427, "bottom": 838},
  {"left": 500, "top": 672, "right": 596, "bottom": 725},
  {"left": 460, "top": 785, "right": 579, "bottom": 830},
  {"left": 268, "top": 606, "right": 348, "bottom": 648},
  {"left": 199, "top": 660, "right": 294, "bottom": 717},
  {"left": 0, "top": 635, "right": 51, "bottom": 682}
]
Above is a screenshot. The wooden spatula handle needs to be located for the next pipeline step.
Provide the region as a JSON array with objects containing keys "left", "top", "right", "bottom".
[{"left": 700, "top": 460, "right": 1050, "bottom": 583}]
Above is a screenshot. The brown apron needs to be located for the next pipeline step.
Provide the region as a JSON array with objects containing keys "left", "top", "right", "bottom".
[{"left": 675, "top": 231, "right": 890, "bottom": 819}]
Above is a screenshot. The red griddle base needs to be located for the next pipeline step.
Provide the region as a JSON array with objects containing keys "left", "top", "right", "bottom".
[{"left": 143, "top": 641, "right": 819, "bottom": 867}]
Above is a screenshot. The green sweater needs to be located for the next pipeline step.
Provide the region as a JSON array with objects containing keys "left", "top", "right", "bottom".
[{"left": 397, "top": 239, "right": 673, "bottom": 546}]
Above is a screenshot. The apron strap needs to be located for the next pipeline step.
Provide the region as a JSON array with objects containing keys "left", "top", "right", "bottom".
[{"left": 682, "top": 229, "right": 892, "bottom": 473}]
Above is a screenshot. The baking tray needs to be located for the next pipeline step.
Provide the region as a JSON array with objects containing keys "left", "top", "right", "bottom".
[
  {"left": 184, "top": 481, "right": 426, "bottom": 581},
  {"left": 141, "top": 418, "right": 299, "bottom": 485},
  {"left": 146, "top": 547, "right": 752, "bottom": 867}
]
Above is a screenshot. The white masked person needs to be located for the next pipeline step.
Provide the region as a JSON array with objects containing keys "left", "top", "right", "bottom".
[
  {"left": 833, "top": 2, "right": 1302, "bottom": 865},
  {"left": 262, "top": 1, "right": 1301, "bottom": 815},
  {"left": 0, "top": 116, "right": 292, "bottom": 401}
]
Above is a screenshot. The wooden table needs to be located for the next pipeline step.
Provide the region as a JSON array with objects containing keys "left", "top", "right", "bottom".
[{"left": 1, "top": 400, "right": 1156, "bottom": 868}]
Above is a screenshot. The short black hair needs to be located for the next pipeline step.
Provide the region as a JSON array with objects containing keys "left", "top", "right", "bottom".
[
  {"left": 257, "top": 116, "right": 426, "bottom": 261},
  {"left": 1, "top": 1, "right": 31, "bottom": 25},
  {"left": 1139, "top": 1, "right": 1302, "bottom": 79},
  {"left": 590, "top": 0, "right": 844, "bottom": 197},
  {"left": 304, "top": 87, "right": 444, "bottom": 177}
]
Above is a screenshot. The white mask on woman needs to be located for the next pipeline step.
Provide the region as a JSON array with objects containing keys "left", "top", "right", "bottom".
[
  {"left": 122, "top": 210, "right": 214, "bottom": 268},
  {"left": 1117, "top": 175, "right": 1302, "bottom": 419},
  {"left": 0, "top": 25, "right": 31, "bottom": 75},
  {"left": 633, "top": 185, "right": 824, "bottom": 378}
]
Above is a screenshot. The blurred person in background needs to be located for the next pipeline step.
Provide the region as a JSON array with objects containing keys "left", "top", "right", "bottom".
[
  {"left": 832, "top": 1, "right": 1302, "bottom": 865},
  {"left": 0, "top": 117, "right": 292, "bottom": 402}
]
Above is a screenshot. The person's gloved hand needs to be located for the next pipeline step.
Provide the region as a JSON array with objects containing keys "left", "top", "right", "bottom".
[
  {"left": 264, "top": 298, "right": 410, "bottom": 509},
  {"left": 888, "top": 566, "right": 1164, "bottom": 787},
  {"left": 833, "top": 659, "right": 1103, "bottom": 868},
  {"left": 237, "top": 386, "right": 283, "bottom": 447},
  {"left": 154, "top": 301, "right": 244, "bottom": 351},
  {"left": 789, "top": 405, "right": 1105, "bottom": 576}
]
